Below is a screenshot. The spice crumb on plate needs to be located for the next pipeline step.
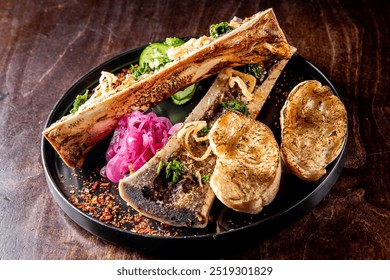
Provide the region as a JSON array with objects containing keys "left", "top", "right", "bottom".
[{"left": 65, "top": 168, "right": 178, "bottom": 236}]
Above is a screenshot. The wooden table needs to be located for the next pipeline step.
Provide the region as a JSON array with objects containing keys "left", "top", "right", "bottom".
[{"left": 0, "top": 0, "right": 389, "bottom": 260}]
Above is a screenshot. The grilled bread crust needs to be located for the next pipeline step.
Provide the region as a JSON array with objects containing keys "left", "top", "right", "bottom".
[{"left": 208, "top": 112, "right": 281, "bottom": 214}]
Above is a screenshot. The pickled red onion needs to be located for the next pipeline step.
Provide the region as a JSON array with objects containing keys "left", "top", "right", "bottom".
[{"left": 100, "top": 111, "right": 181, "bottom": 183}]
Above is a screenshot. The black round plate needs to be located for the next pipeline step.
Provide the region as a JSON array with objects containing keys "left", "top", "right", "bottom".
[{"left": 41, "top": 43, "right": 348, "bottom": 250}]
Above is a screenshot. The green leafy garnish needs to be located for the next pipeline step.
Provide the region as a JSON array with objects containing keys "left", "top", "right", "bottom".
[
  {"left": 197, "top": 126, "right": 211, "bottom": 137},
  {"left": 210, "top": 22, "right": 233, "bottom": 38},
  {"left": 156, "top": 160, "right": 165, "bottom": 175},
  {"left": 130, "top": 63, "right": 151, "bottom": 80},
  {"left": 157, "top": 160, "right": 184, "bottom": 184},
  {"left": 70, "top": 89, "right": 89, "bottom": 114},
  {"left": 221, "top": 99, "right": 249, "bottom": 115},
  {"left": 201, "top": 174, "right": 210, "bottom": 184},
  {"left": 166, "top": 160, "right": 184, "bottom": 184},
  {"left": 237, "top": 64, "right": 263, "bottom": 79},
  {"left": 192, "top": 172, "right": 210, "bottom": 184}
]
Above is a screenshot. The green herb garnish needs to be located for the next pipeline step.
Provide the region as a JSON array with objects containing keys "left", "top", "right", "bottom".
[
  {"left": 166, "top": 160, "right": 184, "bottom": 184},
  {"left": 237, "top": 64, "right": 263, "bottom": 79},
  {"left": 157, "top": 160, "right": 184, "bottom": 184},
  {"left": 130, "top": 63, "right": 151, "bottom": 80},
  {"left": 156, "top": 160, "right": 165, "bottom": 175},
  {"left": 221, "top": 99, "right": 249, "bottom": 115},
  {"left": 70, "top": 89, "right": 89, "bottom": 114},
  {"left": 197, "top": 126, "right": 211, "bottom": 137},
  {"left": 192, "top": 172, "right": 210, "bottom": 184},
  {"left": 201, "top": 174, "right": 210, "bottom": 183},
  {"left": 210, "top": 22, "right": 233, "bottom": 38}
]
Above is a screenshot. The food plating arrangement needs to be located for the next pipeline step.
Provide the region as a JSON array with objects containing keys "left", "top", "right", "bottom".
[{"left": 41, "top": 9, "right": 348, "bottom": 245}]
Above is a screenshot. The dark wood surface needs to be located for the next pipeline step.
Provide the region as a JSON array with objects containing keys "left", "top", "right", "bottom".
[{"left": 0, "top": 0, "right": 389, "bottom": 260}]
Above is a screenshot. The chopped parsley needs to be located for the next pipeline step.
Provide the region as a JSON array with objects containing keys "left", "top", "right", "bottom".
[
  {"left": 192, "top": 172, "right": 210, "bottom": 184},
  {"left": 236, "top": 64, "right": 263, "bottom": 79},
  {"left": 210, "top": 22, "right": 233, "bottom": 38},
  {"left": 197, "top": 126, "right": 211, "bottom": 137},
  {"left": 157, "top": 160, "right": 184, "bottom": 184},
  {"left": 201, "top": 174, "right": 210, "bottom": 184},
  {"left": 156, "top": 160, "right": 165, "bottom": 176},
  {"left": 221, "top": 99, "right": 249, "bottom": 115},
  {"left": 69, "top": 89, "right": 89, "bottom": 114},
  {"left": 130, "top": 63, "right": 151, "bottom": 80}
]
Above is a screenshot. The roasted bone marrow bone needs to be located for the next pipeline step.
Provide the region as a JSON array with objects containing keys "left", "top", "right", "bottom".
[
  {"left": 42, "top": 8, "right": 292, "bottom": 168},
  {"left": 280, "top": 80, "right": 347, "bottom": 182}
]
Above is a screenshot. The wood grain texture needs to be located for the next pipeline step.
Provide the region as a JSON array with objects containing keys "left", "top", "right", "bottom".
[{"left": 0, "top": 0, "right": 389, "bottom": 259}]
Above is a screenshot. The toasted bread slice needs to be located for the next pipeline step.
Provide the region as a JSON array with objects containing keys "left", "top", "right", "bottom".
[
  {"left": 280, "top": 80, "right": 347, "bottom": 181},
  {"left": 208, "top": 112, "right": 281, "bottom": 214}
]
